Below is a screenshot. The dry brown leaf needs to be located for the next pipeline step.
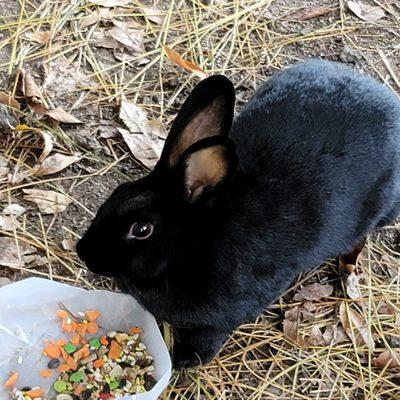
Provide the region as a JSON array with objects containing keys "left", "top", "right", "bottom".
[
  {"left": 20, "top": 68, "right": 41, "bottom": 98},
  {"left": 0, "top": 237, "right": 36, "bottom": 268},
  {"left": 373, "top": 350, "right": 400, "bottom": 368},
  {"left": 45, "top": 107, "right": 82, "bottom": 124},
  {"left": 0, "top": 215, "right": 18, "bottom": 231},
  {"left": 26, "top": 30, "right": 52, "bottom": 44},
  {"left": 346, "top": 272, "right": 363, "bottom": 300},
  {"left": 34, "top": 153, "right": 80, "bottom": 176},
  {"left": 284, "top": 306, "right": 300, "bottom": 321},
  {"left": 294, "top": 283, "right": 333, "bottom": 301},
  {"left": 139, "top": 6, "right": 165, "bottom": 25},
  {"left": 0, "top": 92, "right": 20, "bottom": 110},
  {"left": 91, "top": 0, "right": 131, "bottom": 6},
  {"left": 108, "top": 27, "right": 144, "bottom": 52},
  {"left": 162, "top": 45, "right": 207, "bottom": 79},
  {"left": 118, "top": 128, "right": 162, "bottom": 169},
  {"left": 62, "top": 238, "right": 74, "bottom": 251},
  {"left": 283, "top": 319, "right": 299, "bottom": 343},
  {"left": 38, "top": 131, "right": 53, "bottom": 163},
  {"left": 339, "top": 302, "right": 375, "bottom": 350},
  {"left": 306, "top": 326, "right": 325, "bottom": 346},
  {"left": 323, "top": 324, "right": 349, "bottom": 345},
  {"left": 285, "top": 7, "right": 334, "bottom": 21},
  {"left": 118, "top": 97, "right": 164, "bottom": 169},
  {"left": 339, "top": 239, "right": 365, "bottom": 272},
  {"left": 3, "top": 203, "right": 26, "bottom": 217},
  {"left": 23, "top": 189, "right": 73, "bottom": 214},
  {"left": 347, "top": 1, "right": 385, "bottom": 22},
  {"left": 147, "top": 119, "right": 168, "bottom": 139}
]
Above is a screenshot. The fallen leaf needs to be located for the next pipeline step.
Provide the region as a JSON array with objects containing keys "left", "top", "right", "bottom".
[
  {"left": 62, "top": 238, "right": 74, "bottom": 251},
  {"left": 0, "top": 92, "right": 20, "bottom": 110},
  {"left": 119, "top": 97, "right": 149, "bottom": 134},
  {"left": 0, "top": 237, "right": 36, "bottom": 268},
  {"left": 26, "top": 30, "right": 52, "bottom": 44},
  {"left": 323, "top": 324, "right": 349, "bottom": 345},
  {"left": 339, "top": 239, "right": 365, "bottom": 272},
  {"left": 38, "top": 131, "right": 53, "bottom": 163},
  {"left": 162, "top": 45, "right": 207, "bottom": 79},
  {"left": 306, "top": 326, "right": 325, "bottom": 346},
  {"left": 3, "top": 204, "right": 26, "bottom": 217},
  {"left": 373, "top": 350, "right": 400, "bottom": 368},
  {"left": 20, "top": 68, "right": 41, "bottom": 98},
  {"left": 283, "top": 319, "right": 300, "bottom": 343},
  {"left": 347, "top": 1, "right": 385, "bottom": 22},
  {"left": 45, "top": 107, "right": 82, "bottom": 124},
  {"left": 108, "top": 27, "right": 144, "bottom": 52},
  {"left": 339, "top": 302, "right": 375, "bottom": 350},
  {"left": 285, "top": 6, "right": 334, "bottom": 21},
  {"left": 0, "top": 215, "right": 18, "bottom": 231},
  {"left": 147, "top": 119, "right": 168, "bottom": 139},
  {"left": 23, "top": 189, "right": 73, "bottom": 214},
  {"left": 34, "top": 153, "right": 80, "bottom": 176},
  {"left": 346, "top": 272, "right": 363, "bottom": 300},
  {"left": 139, "top": 6, "right": 165, "bottom": 25},
  {"left": 284, "top": 306, "right": 300, "bottom": 321},
  {"left": 294, "top": 283, "right": 333, "bottom": 301},
  {"left": 90, "top": 0, "right": 131, "bottom": 6},
  {"left": 118, "top": 128, "right": 162, "bottom": 169}
]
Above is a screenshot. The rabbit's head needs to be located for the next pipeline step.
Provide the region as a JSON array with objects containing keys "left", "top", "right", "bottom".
[{"left": 77, "top": 76, "right": 237, "bottom": 283}]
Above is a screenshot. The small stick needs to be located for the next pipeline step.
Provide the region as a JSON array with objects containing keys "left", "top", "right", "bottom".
[{"left": 378, "top": 49, "right": 400, "bottom": 90}]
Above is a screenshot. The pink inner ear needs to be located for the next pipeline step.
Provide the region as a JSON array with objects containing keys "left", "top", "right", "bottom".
[{"left": 185, "top": 178, "right": 205, "bottom": 202}]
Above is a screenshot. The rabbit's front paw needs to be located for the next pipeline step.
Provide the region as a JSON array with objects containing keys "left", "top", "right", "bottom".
[{"left": 173, "top": 343, "right": 213, "bottom": 369}]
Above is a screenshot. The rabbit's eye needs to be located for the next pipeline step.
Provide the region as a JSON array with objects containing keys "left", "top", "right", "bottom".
[{"left": 128, "top": 222, "right": 154, "bottom": 240}]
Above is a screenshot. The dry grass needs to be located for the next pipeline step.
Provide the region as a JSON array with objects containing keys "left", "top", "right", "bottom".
[{"left": 1, "top": 0, "right": 400, "bottom": 399}]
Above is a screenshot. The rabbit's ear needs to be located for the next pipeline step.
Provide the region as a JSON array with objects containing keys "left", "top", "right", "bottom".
[
  {"left": 159, "top": 75, "right": 235, "bottom": 168},
  {"left": 179, "top": 136, "right": 238, "bottom": 203}
]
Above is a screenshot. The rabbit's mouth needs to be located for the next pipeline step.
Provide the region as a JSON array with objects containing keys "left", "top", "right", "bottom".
[{"left": 76, "top": 238, "right": 117, "bottom": 277}]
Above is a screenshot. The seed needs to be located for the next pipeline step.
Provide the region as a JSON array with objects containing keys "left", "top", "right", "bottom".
[
  {"left": 48, "top": 358, "right": 61, "bottom": 369},
  {"left": 109, "top": 365, "right": 123, "bottom": 379},
  {"left": 56, "top": 395, "right": 73, "bottom": 400},
  {"left": 107, "top": 331, "right": 116, "bottom": 338},
  {"left": 80, "top": 389, "right": 92, "bottom": 400}
]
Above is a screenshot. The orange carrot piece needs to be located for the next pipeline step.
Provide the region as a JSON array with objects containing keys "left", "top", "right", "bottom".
[
  {"left": 129, "top": 326, "right": 142, "bottom": 335},
  {"left": 25, "top": 388, "right": 44, "bottom": 398},
  {"left": 109, "top": 340, "right": 122, "bottom": 360},
  {"left": 43, "top": 343, "right": 61, "bottom": 358},
  {"left": 39, "top": 369, "right": 53, "bottom": 378},
  {"left": 74, "top": 384, "right": 85, "bottom": 396},
  {"left": 60, "top": 348, "right": 68, "bottom": 361},
  {"left": 57, "top": 364, "right": 71, "bottom": 373},
  {"left": 56, "top": 338, "right": 67, "bottom": 346},
  {"left": 73, "top": 345, "right": 90, "bottom": 361},
  {"left": 56, "top": 310, "right": 69, "bottom": 319},
  {"left": 93, "top": 359, "right": 104, "bottom": 369},
  {"left": 66, "top": 356, "right": 78, "bottom": 370},
  {"left": 100, "top": 335, "right": 108, "bottom": 346},
  {"left": 86, "top": 322, "right": 99, "bottom": 334},
  {"left": 71, "top": 334, "right": 80, "bottom": 346},
  {"left": 3, "top": 372, "right": 18, "bottom": 388},
  {"left": 85, "top": 310, "right": 101, "bottom": 322},
  {"left": 76, "top": 323, "right": 87, "bottom": 336},
  {"left": 61, "top": 319, "right": 76, "bottom": 333}
]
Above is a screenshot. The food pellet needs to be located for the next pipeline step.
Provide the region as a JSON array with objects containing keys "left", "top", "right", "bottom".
[
  {"left": 47, "top": 358, "right": 61, "bottom": 369},
  {"left": 7, "top": 309, "right": 156, "bottom": 400}
]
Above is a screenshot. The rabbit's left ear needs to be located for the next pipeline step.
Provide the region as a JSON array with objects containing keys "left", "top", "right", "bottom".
[
  {"left": 159, "top": 75, "right": 235, "bottom": 169},
  {"left": 179, "top": 136, "right": 238, "bottom": 203}
]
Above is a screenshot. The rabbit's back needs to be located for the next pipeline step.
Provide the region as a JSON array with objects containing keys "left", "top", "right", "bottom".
[{"left": 229, "top": 59, "right": 400, "bottom": 266}]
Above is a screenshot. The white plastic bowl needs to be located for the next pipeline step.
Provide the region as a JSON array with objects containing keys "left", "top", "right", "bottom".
[{"left": 0, "top": 278, "right": 172, "bottom": 399}]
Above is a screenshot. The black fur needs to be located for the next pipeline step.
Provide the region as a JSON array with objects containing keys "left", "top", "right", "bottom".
[{"left": 77, "top": 59, "right": 400, "bottom": 368}]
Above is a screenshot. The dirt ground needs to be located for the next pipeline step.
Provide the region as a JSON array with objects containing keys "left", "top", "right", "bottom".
[{"left": 1, "top": 0, "right": 400, "bottom": 399}]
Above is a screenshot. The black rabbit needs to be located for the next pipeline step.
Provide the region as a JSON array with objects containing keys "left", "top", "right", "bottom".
[{"left": 77, "top": 59, "right": 400, "bottom": 368}]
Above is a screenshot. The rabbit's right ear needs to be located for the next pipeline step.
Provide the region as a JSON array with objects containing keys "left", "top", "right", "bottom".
[{"left": 158, "top": 75, "right": 235, "bottom": 169}]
